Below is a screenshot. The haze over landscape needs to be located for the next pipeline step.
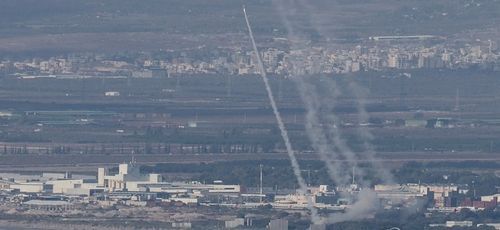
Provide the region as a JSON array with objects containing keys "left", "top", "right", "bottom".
[{"left": 1, "top": 0, "right": 500, "bottom": 229}]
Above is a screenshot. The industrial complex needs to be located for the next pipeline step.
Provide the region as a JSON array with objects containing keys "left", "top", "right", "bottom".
[{"left": 0, "top": 160, "right": 499, "bottom": 229}]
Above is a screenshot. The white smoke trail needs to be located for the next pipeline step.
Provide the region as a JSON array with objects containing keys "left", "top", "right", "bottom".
[
  {"left": 271, "top": 0, "right": 394, "bottom": 224},
  {"left": 348, "top": 81, "right": 394, "bottom": 184},
  {"left": 273, "top": 0, "right": 365, "bottom": 186},
  {"left": 318, "top": 80, "right": 369, "bottom": 184},
  {"left": 291, "top": 0, "right": 400, "bottom": 223},
  {"left": 272, "top": 0, "right": 354, "bottom": 186},
  {"left": 242, "top": 7, "right": 321, "bottom": 224},
  {"left": 294, "top": 0, "right": 394, "bottom": 185},
  {"left": 298, "top": 77, "right": 351, "bottom": 186}
]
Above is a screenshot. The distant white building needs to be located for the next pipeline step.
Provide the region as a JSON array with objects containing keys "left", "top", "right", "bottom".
[
  {"left": 99, "top": 162, "right": 153, "bottom": 191},
  {"left": 46, "top": 179, "right": 100, "bottom": 196},
  {"left": 430, "top": 221, "right": 473, "bottom": 228},
  {"left": 1, "top": 161, "right": 241, "bottom": 202},
  {"left": 98, "top": 163, "right": 240, "bottom": 195},
  {"left": 10, "top": 182, "right": 47, "bottom": 193},
  {"left": 268, "top": 219, "right": 288, "bottom": 230},
  {"left": 446, "top": 221, "right": 473, "bottom": 228},
  {"left": 478, "top": 223, "right": 500, "bottom": 230},
  {"left": 225, "top": 218, "right": 245, "bottom": 229},
  {"left": 104, "top": 91, "right": 120, "bottom": 97}
]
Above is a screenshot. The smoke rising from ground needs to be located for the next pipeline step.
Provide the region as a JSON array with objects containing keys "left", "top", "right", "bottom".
[
  {"left": 272, "top": 0, "right": 370, "bottom": 186},
  {"left": 297, "top": 77, "right": 350, "bottom": 186},
  {"left": 347, "top": 81, "right": 395, "bottom": 184},
  {"left": 271, "top": 0, "right": 397, "bottom": 224},
  {"left": 327, "top": 189, "right": 380, "bottom": 224},
  {"left": 294, "top": 0, "right": 394, "bottom": 185},
  {"left": 275, "top": 0, "right": 364, "bottom": 187},
  {"left": 242, "top": 7, "right": 320, "bottom": 224}
]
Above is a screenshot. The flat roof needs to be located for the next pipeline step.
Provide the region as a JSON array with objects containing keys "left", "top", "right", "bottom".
[{"left": 23, "top": 200, "right": 71, "bottom": 206}]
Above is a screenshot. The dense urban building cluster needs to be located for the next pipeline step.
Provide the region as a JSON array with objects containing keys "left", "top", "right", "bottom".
[{"left": 1, "top": 38, "right": 499, "bottom": 78}]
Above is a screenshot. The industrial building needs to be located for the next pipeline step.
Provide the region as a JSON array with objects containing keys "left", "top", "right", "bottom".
[
  {"left": 0, "top": 161, "right": 241, "bottom": 206},
  {"left": 369, "top": 35, "right": 440, "bottom": 41}
]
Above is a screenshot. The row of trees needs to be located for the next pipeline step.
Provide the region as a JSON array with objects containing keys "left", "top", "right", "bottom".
[{"left": 0, "top": 143, "right": 276, "bottom": 155}]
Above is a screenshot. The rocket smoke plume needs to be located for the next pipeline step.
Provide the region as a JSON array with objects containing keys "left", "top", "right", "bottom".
[
  {"left": 298, "top": 77, "right": 349, "bottom": 186},
  {"left": 271, "top": 0, "right": 396, "bottom": 224},
  {"left": 348, "top": 81, "right": 394, "bottom": 184},
  {"left": 272, "top": 0, "right": 366, "bottom": 186},
  {"left": 271, "top": 0, "right": 394, "bottom": 186},
  {"left": 294, "top": 0, "right": 394, "bottom": 184},
  {"left": 242, "top": 7, "right": 321, "bottom": 224}
]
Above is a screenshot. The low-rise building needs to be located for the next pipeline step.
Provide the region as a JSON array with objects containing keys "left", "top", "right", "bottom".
[
  {"left": 10, "top": 182, "right": 49, "bottom": 193},
  {"left": 446, "top": 221, "right": 473, "bottom": 227},
  {"left": 22, "top": 200, "right": 75, "bottom": 211},
  {"left": 478, "top": 223, "right": 500, "bottom": 230}
]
